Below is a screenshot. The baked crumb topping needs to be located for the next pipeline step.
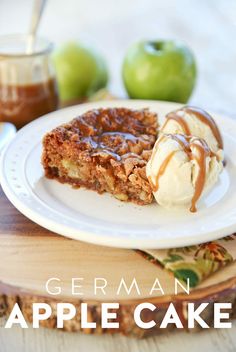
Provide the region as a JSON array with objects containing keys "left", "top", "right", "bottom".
[{"left": 42, "top": 107, "right": 158, "bottom": 205}]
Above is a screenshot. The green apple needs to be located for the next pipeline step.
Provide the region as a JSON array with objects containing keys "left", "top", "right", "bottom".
[
  {"left": 122, "top": 40, "right": 197, "bottom": 103},
  {"left": 52, "top": 42, "right": 109, "bottom": 102}
]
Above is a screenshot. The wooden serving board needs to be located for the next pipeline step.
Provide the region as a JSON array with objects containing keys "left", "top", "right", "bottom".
[{"left": 0, "top": 186, "right": 236, "bottom": 338}]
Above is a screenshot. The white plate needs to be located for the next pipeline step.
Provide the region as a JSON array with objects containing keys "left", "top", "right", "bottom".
[
  {"left": 0, "top": 122, "right": 16, "bottom": 154},
  {"left": 1, "top": 100, "right": 236, "bottom": 249}
]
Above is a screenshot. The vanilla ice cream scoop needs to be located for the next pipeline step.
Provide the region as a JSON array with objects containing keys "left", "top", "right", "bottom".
[
  {"left": 161, "top": 106, "right": 224, "bottom": 160},
  {"left": 146, "top": 134, "right": 223, "bottom": 212}
]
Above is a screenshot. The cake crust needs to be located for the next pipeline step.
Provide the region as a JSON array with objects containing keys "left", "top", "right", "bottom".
[{"left": 42, "top": 107, "right": 158, "bottom": 205}]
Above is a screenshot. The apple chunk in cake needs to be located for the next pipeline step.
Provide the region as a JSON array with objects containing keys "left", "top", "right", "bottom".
[{"left": 42, "top": 107, "right": 158, "bottom": 205}]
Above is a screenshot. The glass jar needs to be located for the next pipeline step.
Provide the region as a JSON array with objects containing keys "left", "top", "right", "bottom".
[{"left": 0, "top": 34, "right": 59, "bottom": 129}]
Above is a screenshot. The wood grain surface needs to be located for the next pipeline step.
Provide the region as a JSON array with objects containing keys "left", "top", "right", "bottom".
[
  {"left": 0, "top": 318, "right": 236, "bottom": 352},
  {"left": 0, "top": 182, "right": 236, "bottom": 338}
]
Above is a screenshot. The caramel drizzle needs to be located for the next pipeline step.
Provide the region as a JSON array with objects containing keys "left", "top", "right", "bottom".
[
  {"left": 148, "top": 151, "right": 176, "bottom": 192},
  {"left": 162, "top": 112, "right": 191, "bottom": 135},
  {"left": 184, "top": 107, "right": 223, "bottom": 149},
  {"left": 190, "top": 142, "right": 208, "bottom": 212},
  {"left": 161, "top": 106, "right": 223, "bottom": 149},
  {"left": 149, "top": 134, "right": 212, "bottom": 212}
]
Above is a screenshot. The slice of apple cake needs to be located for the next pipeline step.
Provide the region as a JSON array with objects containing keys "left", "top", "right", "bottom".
[{"left": 42, "top": 107, "right": 158, "bottom": 205}]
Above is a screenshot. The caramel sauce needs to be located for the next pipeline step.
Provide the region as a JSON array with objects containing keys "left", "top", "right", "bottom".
[
  {"left": 148, "top": 134, "right": 165, "bottom": 160},
  {"left": 148, "top": 151, "right": 176, "bottom": 192},
  {"left": 72, "top": 108, "right": 157, "bottom": 162},
  {"left": 0, "top": 78, "right": 58, "bottom": 129},
  {"left": 184, "top": 107, "right": 223, "bottom": 149},
  {"left": 100, "top": 131, "right": 139, "bottom": 142},
  {"left": 149, "top": 134, "right": 213, "bottom": 212},
  {"left": 162, "top": 106, "right": 223, "bottom": 149},
  {"left": 85, "top": 132, "right": 143, "bottom": 161},
  {"left": 169, "top": 133, "right": 191, "bottom": 152},
  {"left": 190, "top": 142, "right": 208, "bottom": 212},
  {"left": 162, "top": 112, "right": 191, "bottom": 135}
]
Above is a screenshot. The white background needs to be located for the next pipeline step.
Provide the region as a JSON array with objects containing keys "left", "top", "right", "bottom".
[{"left": 0, "top": 0, "right": 236, "bottom": 116}]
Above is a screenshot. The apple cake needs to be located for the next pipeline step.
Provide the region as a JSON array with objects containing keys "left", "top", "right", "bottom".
[{"left": 42, "top": 107, "right": 158, "bottom": 205}]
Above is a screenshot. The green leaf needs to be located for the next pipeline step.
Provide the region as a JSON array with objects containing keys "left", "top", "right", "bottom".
[
  {"left": 174, "top": 269, "right": 199, "bottom": 287},
  {"left": 163, "top": 254, "right": 184, "bottom": 264}
]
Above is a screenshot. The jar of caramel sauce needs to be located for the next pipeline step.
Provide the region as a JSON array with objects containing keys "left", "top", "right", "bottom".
[{"left": 0, "top": 34, "right": 59, "bottom": 129}]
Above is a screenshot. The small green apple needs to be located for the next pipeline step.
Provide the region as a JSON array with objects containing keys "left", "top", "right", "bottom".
[
  {"left": 52, "top": 42, "right": 109, "bottom": 102},
  {"left": 122, "top": 40, "right": 197, "bottom": 103}
]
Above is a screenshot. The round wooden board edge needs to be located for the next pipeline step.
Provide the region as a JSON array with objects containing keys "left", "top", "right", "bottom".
[{"left": 0, "top": 276, "right": 236, "bottom": 338}]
